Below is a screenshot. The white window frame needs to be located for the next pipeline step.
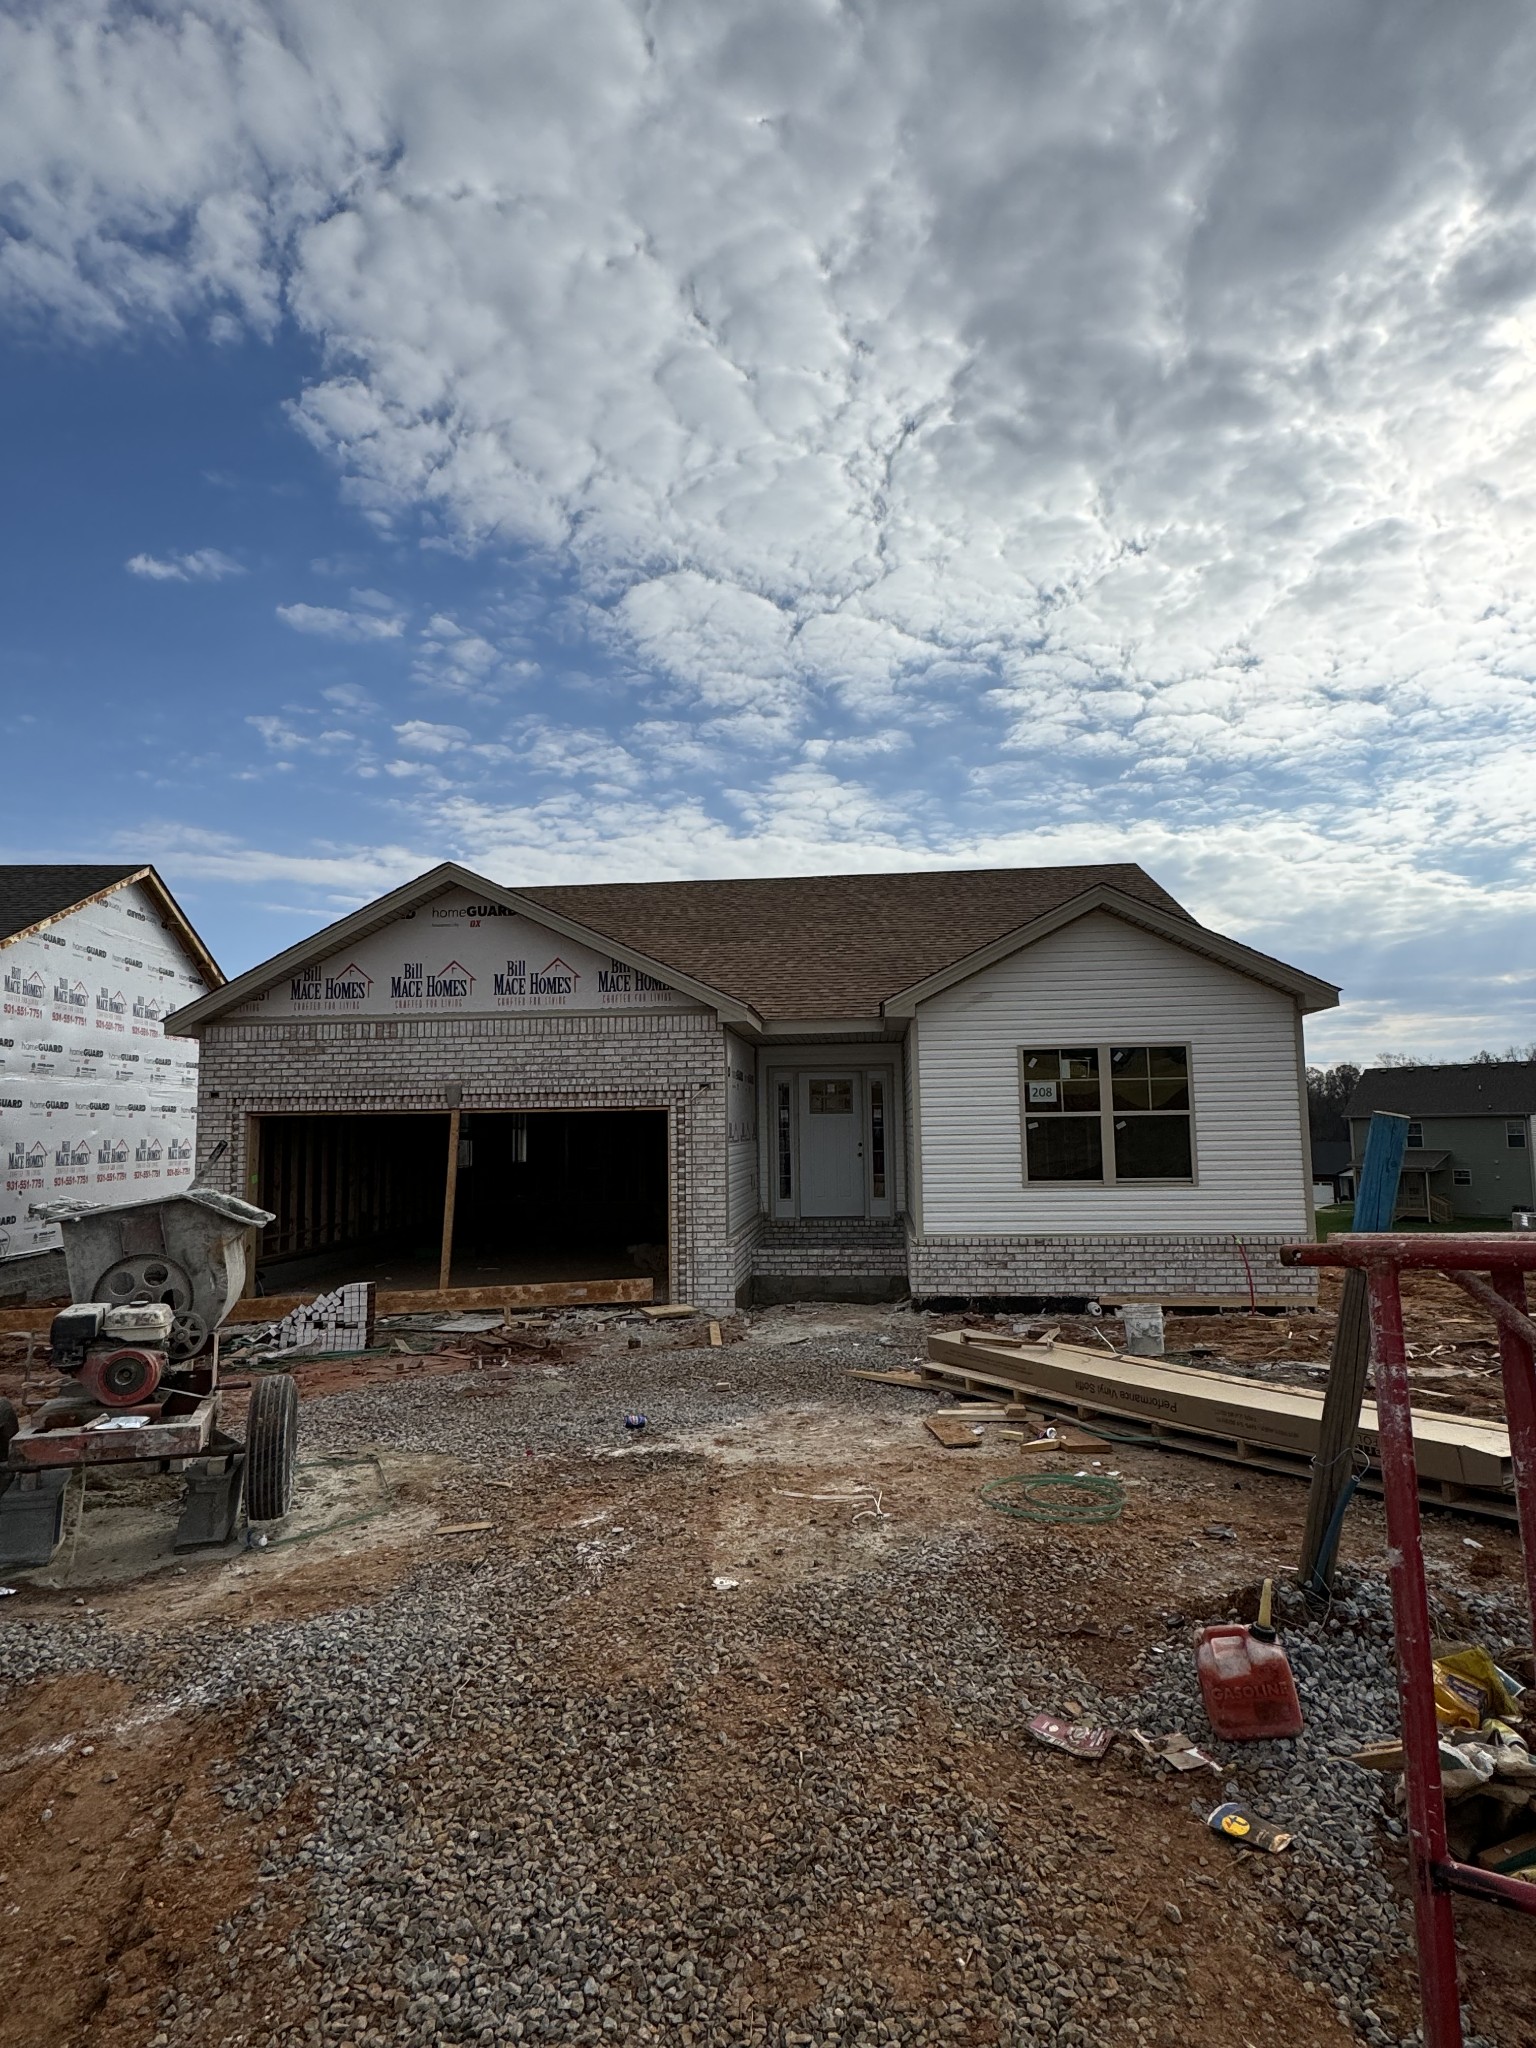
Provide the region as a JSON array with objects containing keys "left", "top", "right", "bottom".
[{"left": 1018, "top": 1042, "right": 1199, "bottom": 1188}]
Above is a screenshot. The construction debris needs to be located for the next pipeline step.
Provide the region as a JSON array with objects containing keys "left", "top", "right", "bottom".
[
  {"left": 1027, "top": 1713, "right": 1115, "bottom": 1760},
  {"left": 923, "top": 1327, "right": 1518, "bottom": 1517},
  {"left": 1208, "top": 1801, "right": 1294, "bottom": 1853},
  {"left": 923, "top": 1416, "right": 982, "bottom": 1448}
]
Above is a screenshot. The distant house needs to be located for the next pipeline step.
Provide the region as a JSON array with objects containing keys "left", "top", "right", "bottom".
[
  {"left": 1347, "top": 1064, "right": 1536, "bottom": 1221},
  {"left": 1310, "top": 1139, "right": 1355, "bottom": 1207}
]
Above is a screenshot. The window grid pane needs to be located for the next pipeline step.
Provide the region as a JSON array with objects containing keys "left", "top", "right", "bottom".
[{"left": 777, "top": 1082, "right": 792, "bottom": 1200}]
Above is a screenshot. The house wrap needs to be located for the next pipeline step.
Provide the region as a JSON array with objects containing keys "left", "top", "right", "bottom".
[
  {"left": 166, "top": 861, "right": 1339, "bottom": 1312},
  {"left": 0, "top": 865, "right": 221, "bottom": 1291}
]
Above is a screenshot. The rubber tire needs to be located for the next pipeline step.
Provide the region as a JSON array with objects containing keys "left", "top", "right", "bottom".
[
  {"left": 245, "top": 1373, "right": 298, "bottom": 1522},
  {"left": 0, "top": 1397, "right": 16, "bottom": 1461}
]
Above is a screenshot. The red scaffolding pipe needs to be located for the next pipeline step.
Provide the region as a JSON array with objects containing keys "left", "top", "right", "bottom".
[{"left": 1281, "top": 1232, "right": 1536, "bottom": 2048}]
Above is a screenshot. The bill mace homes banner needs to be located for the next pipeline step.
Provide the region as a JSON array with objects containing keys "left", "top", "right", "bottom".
[
  {"left": 0, "top": 881, "right": 207, "bottom": 1262},
  {"left": 231, "top": 890, "right": 699, "bottom": 1021}
]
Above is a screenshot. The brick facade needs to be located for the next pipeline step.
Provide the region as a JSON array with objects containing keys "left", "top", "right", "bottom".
[
  {"left": 903, "top": 1227, "right": 1315, "bottom": 1304},
  {"left": 192, "top": 1009, "right": 741, "bottom": 1313}
]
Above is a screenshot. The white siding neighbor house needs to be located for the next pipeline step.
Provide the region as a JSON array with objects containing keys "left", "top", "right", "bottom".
[{"left": 166, "top": 860, "right": 1336, "bottom": 1314}]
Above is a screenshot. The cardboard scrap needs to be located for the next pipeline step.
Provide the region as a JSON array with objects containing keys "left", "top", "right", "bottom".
[
  {"left": 1134, "top": 1729, "right": 1220, "bottom": 1773},
  {"left": 1027, "top": 1713, "right": 1115, "bottom": 1760}
]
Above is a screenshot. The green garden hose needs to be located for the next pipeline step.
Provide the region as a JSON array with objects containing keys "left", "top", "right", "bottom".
[{"left": 980, "top": 1470, "right": 1126, "bottom": 1524}]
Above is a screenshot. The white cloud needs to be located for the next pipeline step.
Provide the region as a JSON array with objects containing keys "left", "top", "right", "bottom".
[
  {"left": 412, "top": 612, "right": 507, "bottom": 696},
  {"left": 392, "top": 719, "right": 470, "bottom": 753},
  {"left": 12, "top": 1, "right": 1536, "bottom": 1054},
  {"left": 276, "top": 601, "right": 404, "bottom": 641},
  {"left": 126, "top": 547, "right": 243, "bottom": 581}
]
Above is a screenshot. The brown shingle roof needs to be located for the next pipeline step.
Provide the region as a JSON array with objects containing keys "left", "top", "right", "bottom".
[
  {"left": 520, "top": 863, "right": 1191, "bottom": 1020},
  {"left": 0, "top": 865, "right": 141, "bottom": 947}
]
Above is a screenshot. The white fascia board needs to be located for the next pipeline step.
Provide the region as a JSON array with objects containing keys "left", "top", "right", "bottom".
[
  {"left": 165, "top": 860, "right": 759, "bottom": 1035},
  {"left": 880, "top": 886, "right": 1341, "bottom": 1018},
  {"left": 752, "top": 1017, "right": 907, "bottom": 1040}
]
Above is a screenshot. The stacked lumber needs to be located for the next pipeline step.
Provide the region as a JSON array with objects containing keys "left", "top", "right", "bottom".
[{"left": 878, "top": 1329, "right": 1517, "bottom": 1522}]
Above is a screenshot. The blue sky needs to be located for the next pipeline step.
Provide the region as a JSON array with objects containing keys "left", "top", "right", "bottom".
[{"left": 4, "top": 1, "right": 1536, "bottom": 1065}]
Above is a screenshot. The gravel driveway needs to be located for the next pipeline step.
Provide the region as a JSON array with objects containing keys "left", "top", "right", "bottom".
[{"left": 3, "top": 1304, "right": 1533, "bottom": 2048}]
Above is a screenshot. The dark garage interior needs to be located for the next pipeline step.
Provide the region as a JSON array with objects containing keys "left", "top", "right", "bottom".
[{"left": 254, "top": 1109, "right": 670, "bottom": 1294}]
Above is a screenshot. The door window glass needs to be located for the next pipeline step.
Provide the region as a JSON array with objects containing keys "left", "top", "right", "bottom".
[{"left": 808, "top": 1080, "right": 853, "bottom": 1114}]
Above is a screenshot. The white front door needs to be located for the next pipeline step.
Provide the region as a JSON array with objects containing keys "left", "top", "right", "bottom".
[{"left": 798, "top": 1072, "right": 865, "bottom": 1216}]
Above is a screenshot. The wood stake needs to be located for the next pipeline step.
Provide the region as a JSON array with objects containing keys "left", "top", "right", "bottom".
[
  {"left": 1298, "top": 1111, "right": 1409, "bottom": 1593},
  {"left": 438, "top": 1107, "right": 461, "bottom": 1292}
]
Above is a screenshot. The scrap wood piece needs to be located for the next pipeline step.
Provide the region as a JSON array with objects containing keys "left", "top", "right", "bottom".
[
  {"left": 643, "top": 1303, "right": 698, "bottom": 1320},
  {"left": 708, "top": 1320, "right": 723, "bottom": 1347},
  {"left": 438, "top": 1520, "right": 494, "bottom": 1536},
  {"left": 925, "top": 1415, "right": 983, "bottom": 1448},
  {"left": 997, "top": 1428, "right": 1106, "bottom": 1452},
  {"left": 1351, "top": 1740, "right": 1406, "bottom": 1772}
]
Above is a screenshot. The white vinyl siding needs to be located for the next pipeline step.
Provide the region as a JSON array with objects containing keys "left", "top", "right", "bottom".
[
  {"left": 725, "top": 1031, "right": 758, "bottom": 1233},
  {"left": 915, "top": 911, "right": 1308, "bottom": 1235}
]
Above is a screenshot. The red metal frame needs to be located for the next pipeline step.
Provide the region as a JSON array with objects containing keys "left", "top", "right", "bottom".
[{"left": 1283, "top": 1233, "right": 1536, "bottom": 2048}]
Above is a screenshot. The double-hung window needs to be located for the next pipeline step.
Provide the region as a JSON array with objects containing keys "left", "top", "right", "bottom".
[{"left": 1021, "top": 1045, "right": 1194, "bottom": 1184}]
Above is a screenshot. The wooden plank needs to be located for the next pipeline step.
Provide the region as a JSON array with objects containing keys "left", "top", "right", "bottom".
[
  {"left": 927, "top": 1330, "right": 1517, "bottom": 1512},
  {"left": 925, "top": 1416, "right": 983, "bottom": 1448},
  {"left": 1299, "top": 1110, "right": 1409, "bottom": 1593},
  {"left": 214, "top": 1277, "right": 654, "bottom": 1325},
  {"left": 642, "top": 1303, "right": 699, "bottom": 1320},
  {"left": 439, "top": 1108, "right": 461, "bottom": 1292},
  {"left": 708, "top": 1321, "right": 723, "bottom": 1347}
]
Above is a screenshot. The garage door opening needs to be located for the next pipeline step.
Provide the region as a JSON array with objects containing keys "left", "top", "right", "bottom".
[{"left": 253, "top": 1109, "right": 669, "bottom": 1296}]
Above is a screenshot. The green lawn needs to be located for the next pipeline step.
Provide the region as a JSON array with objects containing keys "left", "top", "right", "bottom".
[{"left": 1314, "top": 1203, "right": 1513, "bottom": 1242}]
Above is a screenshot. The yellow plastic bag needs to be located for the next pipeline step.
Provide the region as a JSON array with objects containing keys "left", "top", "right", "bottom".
[{"left": 1433, "top": 1646, "right": 1521, "bottom": 1729}]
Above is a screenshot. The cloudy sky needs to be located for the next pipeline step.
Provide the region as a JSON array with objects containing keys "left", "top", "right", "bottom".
[{"left": 3, "top": 0, "right": 1535, "bottom": 1060}]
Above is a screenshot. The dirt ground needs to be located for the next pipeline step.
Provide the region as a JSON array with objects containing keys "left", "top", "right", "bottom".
[{"left": 2, "top": 1293, "right": 1535, "bottom": 2048}]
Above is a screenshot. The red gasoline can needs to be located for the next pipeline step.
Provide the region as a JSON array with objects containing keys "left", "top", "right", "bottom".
[{"left": 1196, "top": 1624, "right": 1304, "bottom": 1740}]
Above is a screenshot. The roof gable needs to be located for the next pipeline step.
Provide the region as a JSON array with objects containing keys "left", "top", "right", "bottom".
[
  {"left": 167, "top": 867, "right": 742, "bottom": 1032},
  {"left": 0, "top": 864, "right": 222, "bottom": 989},
  {"left": 880, "top": 886, "right": 1340, "bottom": 1016}
]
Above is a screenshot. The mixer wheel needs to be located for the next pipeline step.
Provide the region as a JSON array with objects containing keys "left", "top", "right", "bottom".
[
  {"left": 93, "top": 1257, "right": 206, "bottom": 1359},
  {"left": 170, "top": 1309, "right": 209, "bottom": 1360},
  {"left": 245, "top": 1373, "right": 298, "bottom": 1522}
]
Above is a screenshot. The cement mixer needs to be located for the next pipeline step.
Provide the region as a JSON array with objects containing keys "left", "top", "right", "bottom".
[{"left": 0, "top": 1188, "right": 293, "bottom": 1569}]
